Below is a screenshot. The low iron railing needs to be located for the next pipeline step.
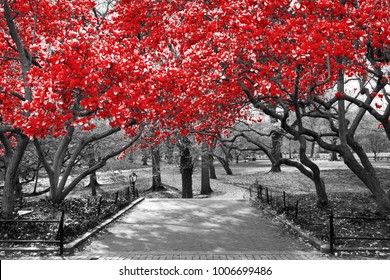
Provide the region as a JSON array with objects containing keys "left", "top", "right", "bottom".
[
  {"left": 0, "top": 210, "right": 65, "bottom": 255},
  {"left": 250, "top": 180, "right": 300, "bottom": 219},
  {"left": 328, "top": 212, "right": 390, "bottom": 254}
]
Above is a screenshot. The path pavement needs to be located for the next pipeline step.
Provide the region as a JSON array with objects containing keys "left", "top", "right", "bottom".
[{"left": 72, "top": 199, "right": 330, "bottom": 260}]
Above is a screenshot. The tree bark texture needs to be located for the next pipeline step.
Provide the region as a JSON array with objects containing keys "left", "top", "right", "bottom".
[
  {"left": 201, "top": 142, "right": 213, "bottom": 195},
  {"left": 298, "top": 136, "right": 328, "bottom": 207},
  {"left": 310, "top": 141, "right": 315, "bottom": 158},
  {"left": 209, "top": 153, "right": 217, "bottom": 179},
  {"left": 216, "top": 156, "right": 233, "bottom": 175},
  {"left": 180, "top": 147, "right": 193, "bottom": 198},
  {"left": 329, "top": 138, "right": 339, "bottom": 161},
  {"left": 1, "top": 134, "right": 29, "bottom": 218},
  {"left": 151, "top": 146, "right": 164, "bottom": 191},
  {"left": 86, "top": 146, "right": 100, "bottom": 196},
  {"left": 270, "top": 129, "right": 283, "bottom": 172}
]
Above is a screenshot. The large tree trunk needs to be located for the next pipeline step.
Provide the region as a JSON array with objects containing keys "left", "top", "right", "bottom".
[
  {"left": 151, "top": 146, "right": 165, "bottom": 191},
  {"left": 216, "top": 156, "right": 233, "bottom": 175},
  {"left": 201, "top": 142, "right": 213, "bottom": 195},
  {"left": 270, "top": 158, "right": 281, "bottom": 173},
  {"left": 89, "top": 172, "right": 97, "bottom": 196},
  {"left": 343, "top": 135, "right": 390, "bottom": 212},
  {"left": 142, "top": 154, "right": 148, "bottom": 165},
  {"left": 310, "top": 141, "right": 315, "bottom": 158},
  {"left": 337, "top": 69, "right": 390, "bottom": 211},
  {"left": 209, "top": 153, "right": 217, "bottom": 179},
  {"left": 219, "top": 146, "right": 233, "bottom": 175},
  {"left": 298, "top": 136, "right": 328, "bottom": 207},
  {"left": 342, "top": 148, "right": 390, "bottom": 211},
  {"left": 1, "top": 134, "right": 29, "bottom": 218},
  {"left": 180, "top": 147, "right": 193, "bottom": 198},
  {"left": 329, "top": 138, "right": 339, "bottom": 161},
  {"left": 86, "top": 146, "right": 100, "bottom": 196},
  {"left": 270, "top": 129, "right": 283, "bottom": 172},
  {"left": 278, "top": 138, "right": 329, "bottom": 207},
  {"left": 209, "top": 140, "right": 217, "bottom": 179}
]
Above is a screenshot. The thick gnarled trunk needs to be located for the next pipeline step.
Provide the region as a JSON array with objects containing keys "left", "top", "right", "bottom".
[
  {"left": 34, "top": 127, "right": 142, "bottom": 203},
  {"left": 343, "top": 152, "right": 390, "bottom": 211},
  {"left": 298, "top": 137, "right": 328, "bottom": 207},
  {"left": 1, "top": 134, "right": 29, "bottom": 218}
]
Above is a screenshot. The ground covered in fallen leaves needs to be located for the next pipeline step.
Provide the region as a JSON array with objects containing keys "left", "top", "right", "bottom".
[
  {"left": 252, "top": 191, "right": 390, "bottom": 259},
  {"left": 0, "top": 187, "right": 135, "bottom": 254}
]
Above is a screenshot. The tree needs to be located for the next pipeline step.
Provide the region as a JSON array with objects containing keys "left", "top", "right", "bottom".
[
  {"left": 1, "top": 0, "right": 37, "bottom": 217},
  {"left": 177, "top": 136, "right": 193, "bottom": 198},
  {"left": 33, "top": 124, "right": 143, "bottom": 203},
  {"left": 228, "top": 1, "right": 389, "bottom": 209},
  {"left": 208, "top": 139, "right": 217, "bottom": 179},
  {"left": 0, "top": 132, "right": 29, "bottom": 217},
  {"left": 200, "top": 141, "right": 213, "bottom": 195},
  {"left": 230, "top": 120, "right": 286, "bottom": 173},
  {"left": 214, "top": 143, "right": 234, "bottom": 175},
  {"left": 150, "top": 145, "right": 165, "bottom": 191},
  {"left": 85, "top": 144, "right": 100, "bottom": 196},
  {"left": 1, "top": 0, "right": 145, "bottom": 213}
]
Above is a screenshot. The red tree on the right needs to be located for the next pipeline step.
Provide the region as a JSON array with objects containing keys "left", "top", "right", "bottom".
[{"left": 152, "top": 0, "right": 390, "bottom": 210}]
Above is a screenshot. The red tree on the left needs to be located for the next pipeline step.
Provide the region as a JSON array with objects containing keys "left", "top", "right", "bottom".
[{"left": 0, "top": 0, "right": 147, "bottom": 217}]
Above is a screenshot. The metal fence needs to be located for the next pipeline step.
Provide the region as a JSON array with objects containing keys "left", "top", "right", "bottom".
[
  {"left": 250, "top": 179, "right": 300, "bottom": 219},
  {"left": 328, "top": 212, "right": 390, "bottom": 254},
  {"left": 0, "top": 184, "right": 139, "bottom": 255},
  {"left": 0, "top": 210, "right": 65, "bottom": 255},
  {"left": 250, "top": 179, "right": 390, "bottom": 254}
]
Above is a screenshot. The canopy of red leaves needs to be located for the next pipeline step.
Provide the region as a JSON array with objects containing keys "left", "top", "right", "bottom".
[{"left": 1, "top": 0, "right": 389, "bottom": 142}]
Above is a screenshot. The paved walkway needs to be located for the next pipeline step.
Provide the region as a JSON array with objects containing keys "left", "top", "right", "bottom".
[{"left": 72, "top": 199, "right": 330, "bottom": 260}]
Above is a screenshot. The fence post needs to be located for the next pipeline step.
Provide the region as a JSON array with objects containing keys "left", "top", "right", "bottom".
[
  {"left": 295, "top": 200, "right": 299, "bottom": 218},
  {"left": 329, "top": 211, "right": 334, "bottom": 254},
  {"left": 127, "top": 186, "right": 130, "bottom": 201},
  {"left": 266, "top": 188, "right": 269, "bottom": 204},
  {"left": 97, "top": 196, "right": 103, "bottom": 217},
  {"left": 249, "top": 186, "right": 252, "bottom": 198},
  {"left": 283, "top": 191, "right": 286, "bottom": 209},
  {"left": 115, "top": 191, "right": 119, "bottom": 204},
  {"left": 59, "top": 210, "right": 65, "bottom": 255},
  {"left": 260, "top": 184, "right": 262, "bottom": 200}
]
